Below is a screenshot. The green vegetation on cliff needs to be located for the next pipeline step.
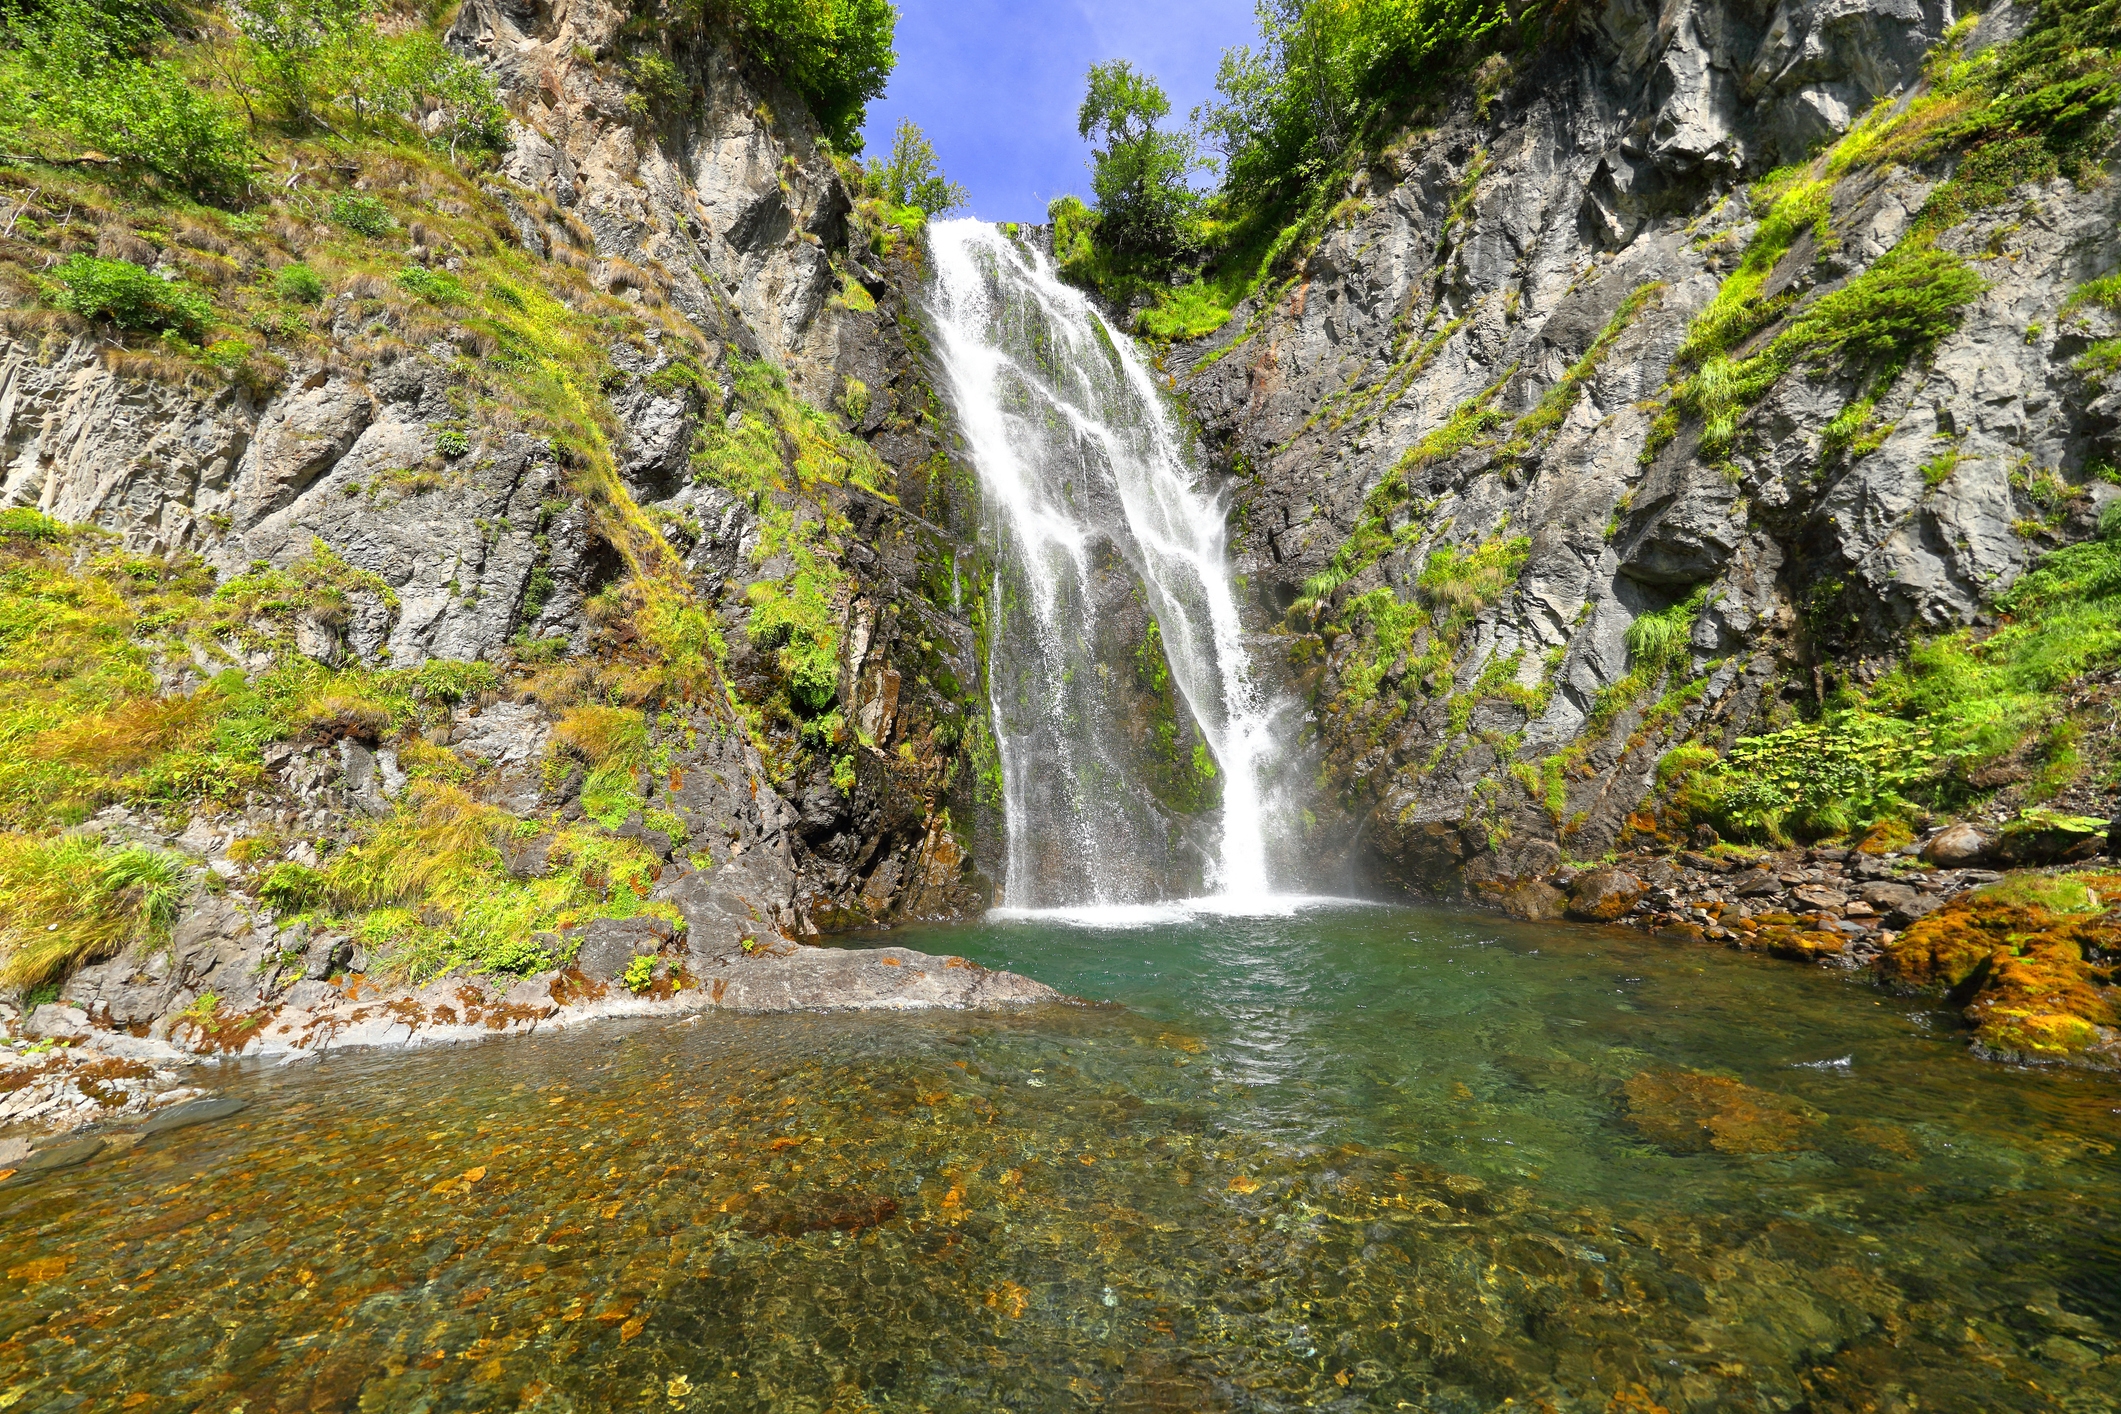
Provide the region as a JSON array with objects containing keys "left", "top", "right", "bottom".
[
  {"left": 0, "top": 516, "right": 693, "bottom": 985},
  {"left": 1665, "top": 535, "right": 2121, "bottom": 844},
  {"left": 1633, "top": 1, "right": 2121, "bottom": 846},
  {"left": 1656, "top": 0, "right": 2121, "bottom": 465},
  {"left": 712, "top": 0, "right": 896, "bottom": 150},
  {"left": 1055, "top": 0, "right": 1565, "bottom": 336}
]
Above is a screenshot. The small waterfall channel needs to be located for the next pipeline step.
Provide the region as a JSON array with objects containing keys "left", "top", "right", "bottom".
[{"left": 927, "top": 221, "right": 1287, "bottom": 913}]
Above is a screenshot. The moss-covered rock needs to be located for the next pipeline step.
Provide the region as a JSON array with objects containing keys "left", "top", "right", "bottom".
[{"left": 1877, "top": 872, "right": 2121, "bottom": 1069}]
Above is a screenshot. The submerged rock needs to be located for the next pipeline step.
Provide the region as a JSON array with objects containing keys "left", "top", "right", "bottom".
[{"left": 1622, "top": 1068, "right": 1823, "bottom": 1155}]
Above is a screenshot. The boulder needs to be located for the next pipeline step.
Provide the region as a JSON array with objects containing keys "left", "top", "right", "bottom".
[
  {"left": 1921, "top": 824, "right": 1997, "bottom": 868},
  {"left": 1995, "top": 813, "right": 2108, "bottom": 867},
  {"left": 1496, "top": 880, "right": 1567, "bottom": 922},
  {"left": 571, "top": 915, "right": 677, "bottom": 981},
  {"left": 500, "top": 973, "right": 562, "bottom": 1018},
  {"left": 1566, "top": 868, "right": 1647, "bottom": 922},
  {"left": 1860, "top": 882, "right": 1919, "bottom": 914},
  {"left": 1729, "top": 868, "right": 1782, "bottom": 898},
  {"left": 1789, "top": 885, "right": 1850, "bottom": 914},
  {"left": 1887, "top": 892, "right": 1945, "bottom": 928}
]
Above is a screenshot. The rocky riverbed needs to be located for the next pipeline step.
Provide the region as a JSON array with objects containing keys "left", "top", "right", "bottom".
[{"left": 0, "top": 941, "right": 1059, "bottom": 1156}]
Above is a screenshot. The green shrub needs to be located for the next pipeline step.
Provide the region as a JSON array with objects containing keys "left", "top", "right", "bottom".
[
  {"left": 1695, "top": 716, "right": 1938, "bottom": 842},
  {"left": 52, "top": 256, "right": 213, "bottom": 337},
  {"left": 275, "top": 263, "right": 326, "bottom": 304},
  {"left": 1790, "top": 244, "right": 1987, "bottom": 366},
  {"left": 0, "top": 509, "right": 64, "bottom": 541},
  {"left": 2100, "top": 499, "right": 2121, "bottom": 542},
  {"left": 396, "top": 265, "right": 466, "bottom": 304},
  {"left": 412, "top": 658, "right": 498, "bottom": 703},
  {"left": 1624, "top": 593, "right": 1702, "bottom": 669},
  {"left": 622, "top": 953, "right": 655, "bottom": 993},
  {"left": 520, "top": 566, "right": 556, "bottom": 619},
  {"left": 331, "top": 191, "right": 395, "bottom": 237},
  {"left": 259, "top": 860, "right": 329, "bottom": 912},
  {"left": 435, "top": 427, "right": 472, "bottom": 458}
]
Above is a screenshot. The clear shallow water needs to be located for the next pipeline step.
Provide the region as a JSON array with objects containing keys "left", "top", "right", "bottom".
[{"left": 4, "top": 905, "right": 2119, "bottom": 1412}]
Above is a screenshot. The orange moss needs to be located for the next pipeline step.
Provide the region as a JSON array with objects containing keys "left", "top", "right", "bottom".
[
  {"left": 1622, "top": 1068, "right": 1823, "bottom": 1155},
  {"left": 1877, "top": 874, "right": 2121, "bottom": 1067}
]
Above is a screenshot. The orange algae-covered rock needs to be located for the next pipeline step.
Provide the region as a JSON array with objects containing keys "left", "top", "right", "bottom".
[
  {"left": 1764, "top": 929, "right": 1852, "bottom": 963},
  {"left": 1621, "top": 1068, "right": 1823, "bottom": 1155},
  {"left": 1876, "top": 874, "right": 2121, "bottom": 1068},
  {"left": 1566, "top": 868, "right": 1646, "bottom": 922}
]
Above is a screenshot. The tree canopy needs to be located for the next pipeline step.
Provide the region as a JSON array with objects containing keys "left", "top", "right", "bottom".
[{"left": 1078, "top": 59, "right": 1203, "bottom": 256}]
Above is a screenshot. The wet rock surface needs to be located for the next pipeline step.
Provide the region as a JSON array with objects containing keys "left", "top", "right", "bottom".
[{"left": 2, "top": 938, "right": 1060, "bottom": 1147}]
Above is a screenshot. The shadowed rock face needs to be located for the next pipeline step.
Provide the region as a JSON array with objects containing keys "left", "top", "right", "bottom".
[{"left": 1170, "top": 0, "right": 2121, "bottom": 899}]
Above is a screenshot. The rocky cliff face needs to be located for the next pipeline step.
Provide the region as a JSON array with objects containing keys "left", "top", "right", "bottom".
[
  {"left": 1172, "top": 0, "right": 2121, "bottom": 898},
  {"left": 0, "top": 0, "right": 999, "bottom": 1023}
]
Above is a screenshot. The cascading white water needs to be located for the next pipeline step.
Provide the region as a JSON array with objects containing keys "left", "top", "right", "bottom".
[{"left": 927, "top": 220, "right": 1281, "bottom": 909}]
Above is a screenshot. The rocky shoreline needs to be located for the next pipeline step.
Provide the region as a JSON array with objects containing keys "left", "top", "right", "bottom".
[
  {"left": 0, "top": 941, "right": 1060, "bottom": 1159},
  {"left": 9, "top": 817, "right": 2114, "bottom": 1165},
  {"left": 1509, "top": 838, "right": 1994, "bottom": 966},
  {"left": 1495, "top": 818, "right": 2121, "bottom": 1070}
]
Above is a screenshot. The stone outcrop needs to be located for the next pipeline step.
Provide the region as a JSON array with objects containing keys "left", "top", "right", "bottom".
[
  {"left": 0, "top": 0, "right": 1006, "bottom": 1044},
  {"left": 1170, "top": 0, "right": 2121, "bottom": 899}
]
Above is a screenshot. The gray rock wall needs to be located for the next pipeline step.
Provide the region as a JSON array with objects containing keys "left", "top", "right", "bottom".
[
  {"left": 0, "top": 0, "right": 1000, "bottom": 995},
  {"left": 1171, "top": 0, "right": 2121, "bottom": 896}
]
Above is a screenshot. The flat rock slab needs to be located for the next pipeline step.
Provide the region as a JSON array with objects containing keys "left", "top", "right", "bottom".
[
  {"left": 207, "top": 944, "right": 1065, "bottom": 1059},
  {"left": 3, "top": 1137, "right": 104, "bottom": 1183},
  {"left": 703, "top": 945, "right": 1060, "bottom": 1012},
  {"left": 140, "top": 1097, "right": 251, "bottom": 1135}
]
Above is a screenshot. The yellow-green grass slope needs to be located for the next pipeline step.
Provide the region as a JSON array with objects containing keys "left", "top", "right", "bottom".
[{"left": 0, "top": 514, "right": 692, "bottom": 992}]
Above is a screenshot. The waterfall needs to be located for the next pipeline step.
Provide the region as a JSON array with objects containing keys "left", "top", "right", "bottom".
[{"left": 927, "top": 220, "right": 1283, "bottom": 911}]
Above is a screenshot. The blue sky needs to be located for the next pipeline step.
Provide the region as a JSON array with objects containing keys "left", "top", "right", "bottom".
[{"left": 858, "top": 0, "right": 1261, "bottom": 224}]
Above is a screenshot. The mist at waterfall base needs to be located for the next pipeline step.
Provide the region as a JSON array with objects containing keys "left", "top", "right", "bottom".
[{"left": 927, "top": 220, "right": 1324, "bottom": 917}]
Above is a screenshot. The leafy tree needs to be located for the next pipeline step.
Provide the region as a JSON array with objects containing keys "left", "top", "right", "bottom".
[
  {"left": 728, "top": 0, "right": 895, "bottom": 151},
  {"left": 232, "top": 0, "right": 374, "bottom": 129},
  {"left": 1078, "top": 60, "right": 1202, "bottom": 255},
  {"left": 386, "top": 31, "right": 509, "bottom": 156},
  {"left": 1197, "top": 0, "right": 1527, "bottom": 200},
  {"left": 0, "top": 0, "right": 252, "bottom": 199},
  {"left": 222, "top": 0, "right": 503, "bottom": 153},
  {"left": 866, "top": 118, "right": 966, "bottom": 215}
]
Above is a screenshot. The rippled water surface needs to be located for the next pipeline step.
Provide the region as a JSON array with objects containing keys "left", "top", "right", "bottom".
[{"left": 4, "top": 904, "right": 2119, "bottom": 1412}]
